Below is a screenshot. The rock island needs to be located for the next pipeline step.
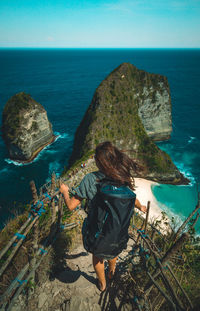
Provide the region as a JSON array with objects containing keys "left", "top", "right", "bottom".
[
  {"left": 2, "top": 92, "right": 56, "bottom": 162},
  {"left": 69, "top": 62, "right": 187, "bottom": 184}
]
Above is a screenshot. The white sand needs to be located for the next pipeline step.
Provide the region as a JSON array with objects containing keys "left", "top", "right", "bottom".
[{"left": 134, "top": 178, "right": 167, "bottom": 225}]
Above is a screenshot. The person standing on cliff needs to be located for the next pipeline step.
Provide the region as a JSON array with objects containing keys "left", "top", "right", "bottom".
[{"left": 60, "top": 141, "right": 147, "bottom": 292}]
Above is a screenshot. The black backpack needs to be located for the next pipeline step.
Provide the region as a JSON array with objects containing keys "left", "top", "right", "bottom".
[{"left": 82, "top": 179, "right": 136, "bottom": 258}]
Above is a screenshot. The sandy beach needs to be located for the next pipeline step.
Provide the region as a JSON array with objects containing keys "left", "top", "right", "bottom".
[{"left": 134, "top": 178, "right": 167, "bottom": 225}]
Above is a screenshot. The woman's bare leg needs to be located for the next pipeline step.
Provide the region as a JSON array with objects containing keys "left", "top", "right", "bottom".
[
  {"left": 108, "top": 256, "right": 117, "bottom": 279},
  {"left": 92, "top": 254, "right": 106, "bottom": 291}
]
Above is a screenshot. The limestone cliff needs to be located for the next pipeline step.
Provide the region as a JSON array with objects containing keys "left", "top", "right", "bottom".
[
  {"left": 69, "top": 63, "right": 186, "bottom": 184},
  {"left": 2, "top": 92, "right": 55, "bottom": 162}
]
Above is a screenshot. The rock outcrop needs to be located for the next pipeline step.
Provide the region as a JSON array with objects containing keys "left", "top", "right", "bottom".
[
  {"left": 69, "top": 63, "right": 186, "bottom": 184},
  {"left": 2, "top": 92, "right": 55, "bottom": 162},
  {"left": 137, "top": 82, "right": 171, "bottom": 141}
]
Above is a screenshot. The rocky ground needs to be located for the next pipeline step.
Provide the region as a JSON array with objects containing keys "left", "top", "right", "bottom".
[
  {"left": 10, "top": 159, "right": 135, "bottom": 311},
  {"left": 11, "top": 220, "right": 135, "bottom": 311}
]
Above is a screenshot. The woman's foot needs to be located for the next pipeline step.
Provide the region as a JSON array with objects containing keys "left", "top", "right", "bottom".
[
  {"left": 97, "top": 279, "right": 106, "bottom": 292},
  {"left": 108, "top": 270, "right": 115, "bottom": 280},
  {"left": 108, "top": 256, "right": 117, "bottom": 280}
]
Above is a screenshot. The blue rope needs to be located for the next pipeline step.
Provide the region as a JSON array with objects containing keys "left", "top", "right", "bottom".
[
  {"left": 15, "top": 233, "right": 26, "bottom": 240},
  {"left": 137, "top": 228, "right": 147, "bottom": 238},
  {"left": 139, "top": 245, "right": 145, "bottom": 253},
  {"left": 43, "top": 192, "right": 51, "bottom": 200},
  {"left": 60, "top": 224, "right": 65, "bottom": 230},
  {"left": 15, "top": 278, "right": 27, "bottom": 286},
  {"left": 31, "top": 201, "right": 46, "bottom": 216},
  {"left": 39, "top": 248, "right": 48, "bottom": 255}
]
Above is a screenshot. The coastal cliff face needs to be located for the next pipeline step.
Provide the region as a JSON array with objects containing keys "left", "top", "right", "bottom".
[
  {"left": 2, "top": 92, "right": 55, "bottom": 162},
  {"left": 137, "top": 82, "right": 171, "bottom": 141},
  {"left": 69, "top": 63, "right": 186, "bottom": 184}
]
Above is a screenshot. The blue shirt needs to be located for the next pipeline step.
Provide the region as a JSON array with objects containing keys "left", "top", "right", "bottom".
[{"left": 73, "top": 171, "right": 105, "bottom": 201}]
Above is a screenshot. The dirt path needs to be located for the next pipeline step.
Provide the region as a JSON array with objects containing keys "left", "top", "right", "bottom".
[
  {"left": 10, "top": 159, "right": 135, "bottom": 311},
  {"left": 11, "top": 226, "right": 134, "bottom": 311}
]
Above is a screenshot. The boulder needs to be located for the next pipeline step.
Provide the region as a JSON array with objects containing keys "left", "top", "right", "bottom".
[{"left": 2, "top": 92, "right": 55, "bottom": 162}]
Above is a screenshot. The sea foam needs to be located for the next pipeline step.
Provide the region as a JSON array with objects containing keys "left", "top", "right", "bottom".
[{"left": 4, "top": 132, "right": 69, "bottom": 166}]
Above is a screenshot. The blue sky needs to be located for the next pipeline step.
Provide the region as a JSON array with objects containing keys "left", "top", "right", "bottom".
[{"left": 0, "top": 0, "right": 200, "bottom": 48}]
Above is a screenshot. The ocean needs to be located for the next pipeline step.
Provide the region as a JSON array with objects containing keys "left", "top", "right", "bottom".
[{"left": 0, "top": 48, "right": 199, "bottom": 231}]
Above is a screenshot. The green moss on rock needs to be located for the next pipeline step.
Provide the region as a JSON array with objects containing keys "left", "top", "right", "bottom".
[
  {"left": 2, "top": 92, "right": 44, "bottom": 142},
  {"left": 68, "top": 63, "right": 187, "bottom": 184},
  {"left": 2, "top": 92, "right": 54, "bottom": 162}
]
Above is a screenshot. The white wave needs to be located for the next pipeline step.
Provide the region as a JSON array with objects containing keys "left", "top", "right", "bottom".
[
  {"left": 156, "top": 200, "right": 186, "bottom": 228},
  {"left": 54, "top": 131, "right": 69, "bottom": 140},
  {"left": 45, "top": 149, "right": 58, "bottom": 155},
  {"left": 5, "top": 158, "right": 25, "bottom": 166},
  {"left": 4, "top": 132, "right": 65, "bottom": 166},
  {"left": 188, "top": 136, "right": 196, "bottom": 144},
  {"left": 158, "top": 200, "right": 200, "bottom": 236},
  {"left": 5, "top": 143, "right": 51, "bottom": 166},
  {"left": 174, "top": 161, "right": 196, "bottom": 186}
]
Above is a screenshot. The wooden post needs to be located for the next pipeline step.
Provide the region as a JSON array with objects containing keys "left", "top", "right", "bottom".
[
  {"left": 191, "top": 212, "right": 200, "bottom": 229},
  {"left": 144, "top": 201, "right": 151, "bottom": 235},
  {"left": 51, "top": 172, "right": 56, "bottom": 194},
  {"left": 29, "top": 180, "right": 39, "bottom": 289},
  {"left": 161, "top": 233, "right": 190, "bottom": 266},
  {"left": 57, "top": 194, "right": 62, "bottom": 232},
  {"left": 6, "top": 244, "right": 51, "bottom": 311},
  {"left": 29, "top": 180, "right": 38, "bottom": 203},
  {"left": 57, "top": 179, "right": 64, "bottom": 232},
  {"left": 142, "top": 201, "right": 151, "bottom": 248},
  {"left": 147, "top": 271, "right": 177, "bottom": 311},
  {"left": 144, "top": 232, "right": 190, "bottom": 308},
  {"left": 173, "top": 193, "right": 200, "bottom": 241},
  {"left": 139, "top": 232, "right": 185, "bottom": 310},
  {"left": 0, "top": 216, "right": 38, "bottom": 278},
  {"left": 166, "top": 263, "right": 193, "bottom": 309},
  {"left": 0, "top": 216, "right": 32, "bottom": 261},
  {"left": 51, "top": 173, "right": 56, "bottom": 223}
]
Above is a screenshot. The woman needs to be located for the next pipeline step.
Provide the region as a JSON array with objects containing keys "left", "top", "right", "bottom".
[{"left": 60, "top": 141, "right": 147, "bottom": 291}]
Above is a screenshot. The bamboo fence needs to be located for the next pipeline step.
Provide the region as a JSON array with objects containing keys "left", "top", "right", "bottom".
[
  {"left": 0, "top": 174, "right": 199, "bottom": 311},
  {"left": 0, "top": 174, "right": 75, "bottom": 311}
]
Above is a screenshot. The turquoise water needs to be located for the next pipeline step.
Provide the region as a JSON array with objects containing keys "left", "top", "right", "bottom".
[
  {"left": 152, "top": 183, "right": 199, "bottom": 233},
  {"left": 0, "top": 48, "right": 199, "bottom": 230}
]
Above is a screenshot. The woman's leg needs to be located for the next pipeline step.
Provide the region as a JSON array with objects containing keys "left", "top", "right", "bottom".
[
  {"left": 108, "top": 256, "right": 117, "bottom": 279},
  {"left": 92, "top": 254, "right": 106, "bottom": 291}
]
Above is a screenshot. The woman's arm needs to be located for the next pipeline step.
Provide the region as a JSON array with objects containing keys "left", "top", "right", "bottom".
[
  {"left": 135, "top": 198, "right": 147, "bottom": 213},
  {"left": 60, "top": 184, "right": 82, "bottom": 211}
]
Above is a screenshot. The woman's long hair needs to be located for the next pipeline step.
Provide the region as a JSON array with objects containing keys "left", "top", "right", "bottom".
[{"left": 95, "top": 141, "right": 141, "bottom": 190}]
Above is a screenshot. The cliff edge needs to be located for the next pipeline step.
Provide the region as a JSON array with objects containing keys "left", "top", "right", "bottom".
[
  {"left": 2, "top": 92, "right": 55, "bottom": 162},
  {"left": 69, "top": 63, "right": 186, "bottom": 184}
]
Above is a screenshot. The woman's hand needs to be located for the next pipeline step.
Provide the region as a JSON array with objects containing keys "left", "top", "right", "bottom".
[
  {"left": 59, "top": 183, "right": 81, "bottom": 211},
  {"left": 135, "top": 198, "right": 147, "bottom": 213},
  {"left": 59, "top": 183, "right": 69, "bottom": 194},
  {"left": 140, "top": 205, "right": 147, "bottom": 213}
]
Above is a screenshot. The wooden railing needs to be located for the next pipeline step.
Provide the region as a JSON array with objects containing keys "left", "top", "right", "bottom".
[
  {"left": 0, "top": 174, "right": 199, "bottom": 311},
  {"left": 0, "top": 174, "right": 76, "bottom": 311}
]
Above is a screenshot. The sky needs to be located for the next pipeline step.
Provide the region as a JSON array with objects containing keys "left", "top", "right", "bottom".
[{"left": 0, "top": 0, "right": 200, "bottom": 48}]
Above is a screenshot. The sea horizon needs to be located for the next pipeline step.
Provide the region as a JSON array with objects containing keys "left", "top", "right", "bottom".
[{"left": 1, "top": 47, "right": 200, "bottom": 50}]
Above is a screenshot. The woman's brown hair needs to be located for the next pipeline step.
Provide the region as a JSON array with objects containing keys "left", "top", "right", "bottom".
[{"left": 95, "top": 141, "right": 140, "bottom": 190}]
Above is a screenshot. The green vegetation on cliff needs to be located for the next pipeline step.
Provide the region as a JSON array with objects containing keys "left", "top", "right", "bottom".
[
  {"left": 2, "top": 92, "right": 44, "bottom": 142},
  {"left": 69, "top": 63, "right": 185, "bottom": 184}
]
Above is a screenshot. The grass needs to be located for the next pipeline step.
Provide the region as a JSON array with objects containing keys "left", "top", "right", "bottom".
[{"left": 0, "top": 197, "right": 82, "bottom": 298}]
